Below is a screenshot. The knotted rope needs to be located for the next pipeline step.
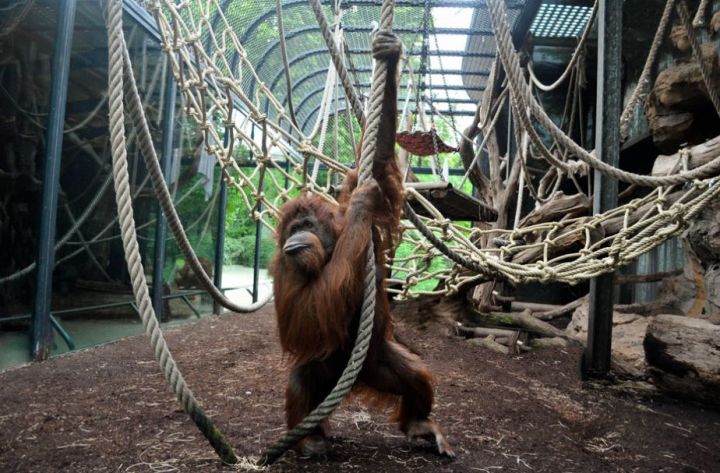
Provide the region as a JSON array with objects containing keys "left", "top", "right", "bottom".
[
  {"left": 259, "top": 0, "right": 397, "bottom": 464},
  {"left": 106, "top": 0, "right": 239, "bottom": 464}
]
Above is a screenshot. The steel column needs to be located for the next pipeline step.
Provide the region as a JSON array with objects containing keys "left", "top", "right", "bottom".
[
  {"left": 584, "top": 0, "right": 622, "bottom": 378},
  {"left": 252, "top": 123, "right": 264, "bottom": 304},
  {"left": 252, "top": 213, "right": 262, "bottom": 303},
  {"left": 151, "top": 67, "right": 177, "bottom": 321},
  {"left": 31, "top": 0, "right": 77, "bottom": 361},
  {"left": 213, "top": 178, "right": 228, "bottom": 315}
]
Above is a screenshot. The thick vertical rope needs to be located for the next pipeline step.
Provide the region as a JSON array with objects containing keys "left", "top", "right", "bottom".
[
  {"left": 276, "top": 0, "right": 299, "bottom": 129},
  {"left": 105, "top": 0, "right": 239, "bottom": 464},
  {"left": 258, "top": 0, "right": 397, "bottom": 465},
  {"left": 308, "top": 0, "right": 366, "bottom": 127},
  {"left": 120, "top": 33, "right": 271, "bottom": 314},
  {"left": 693, "top": 0, "right": 710, "bottom": 27},
  {"left": 620, "top": 0, "right": 675, "bottom": 140},
  {"left": 677, "top": 0, "right": 720, "bottom": 116}
]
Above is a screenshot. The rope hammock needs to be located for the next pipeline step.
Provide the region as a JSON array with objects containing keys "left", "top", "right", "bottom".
[{"left": 132, "top": 0, "right": 720, "bottom": 298}]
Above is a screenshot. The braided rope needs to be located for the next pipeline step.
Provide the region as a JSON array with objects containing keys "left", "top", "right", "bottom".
[
  {"left": 487, "top": 0, "right": 720, "bottom": 188},
  {"left": 121, "top": 35, "right": 271, "bottom": 314},
  {"left": 106, "top": 0, "right": 238, "bottom": 464},
  {"left": 693, "top": 0, "right": 711, "bottom": 27},
  {"left": 259, "top": 0, "right": 397, "bottom": 464},
  {"left": 677, "top": 0, "right": 720, "bottom": 116},
  {"left": 0, "top": 0, "right": 35, "bottom": 37},
  {"left": 620, "top": 0, "right": 675, "bottom": 140},
  {"left": 0, "top": 174, "right": 112, "bottom": 284},
  {"left": 308, "top": 0, "right": 366, "bottom": 127},
  {"left": 144, "top": 0, "right": 720, "bottom": 297}
]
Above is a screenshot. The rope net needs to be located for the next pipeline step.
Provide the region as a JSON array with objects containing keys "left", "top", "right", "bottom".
[{"left": 144, "top": 0, "right": 720, "bottom": 297}]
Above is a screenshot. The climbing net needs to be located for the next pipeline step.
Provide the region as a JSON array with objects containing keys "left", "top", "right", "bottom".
[{"left": 146, "top": 0, "right": 720, "bottom": 297}]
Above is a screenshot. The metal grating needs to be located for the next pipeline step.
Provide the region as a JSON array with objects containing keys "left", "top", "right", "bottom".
[{"left": 530, "top": 3, "right": 593, "bottom": 38}]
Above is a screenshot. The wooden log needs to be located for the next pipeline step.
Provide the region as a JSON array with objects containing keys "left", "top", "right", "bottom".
[
  {"left": 457, "top": 325, "right": 518, "bottom": 339},
  {"left": 652, "top": 134, "right": 720, "bottom": 176},
  {"left": 530, "top": 337, "right": 569, "bottom": 349},
  {"left": 614, "top": 298, "right": 682, "bottom": 316},
  {"left": 471, "top": 309, "right": 567, "bottom": 339},
  {"left": 510, "top": 301, "right": 561, "bottom": 313},
  {"left": 644, "top": 314, "right": 720, "bottom": 406},
  {"left": 466, "top": 335, "right": 510, "bottom": 354},
  {"left": 511, "top": 189, "right": 696, "bottom": 265},
  {"left": 518, "top": 192, "right": 591, "bottom": 230},
  {"left": 533, "top": 297, "right": 586, "bottom": 320}
]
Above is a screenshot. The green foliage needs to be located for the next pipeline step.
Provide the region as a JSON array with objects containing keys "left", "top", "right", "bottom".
[{"left": 224, "top": 162, "right": 285, "bottom": 269}]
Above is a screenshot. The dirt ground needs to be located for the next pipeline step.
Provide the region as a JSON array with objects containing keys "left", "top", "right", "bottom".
[{"left": 1, "top": 306, "right": 718, "bottom": 473}]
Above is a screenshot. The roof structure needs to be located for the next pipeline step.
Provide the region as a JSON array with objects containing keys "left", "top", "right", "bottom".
[
  {"left": 200, "top": 0, "right": 535, "bottom": 136},
  {"left": 461, "top": 0, "right": 595, "bottom": 102}
]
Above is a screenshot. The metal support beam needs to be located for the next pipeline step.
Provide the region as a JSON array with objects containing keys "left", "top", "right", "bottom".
[
  {"left": 213, "top": 178, "right": 228, "bottom": 315},
  {"left": 299, "top": 98, "right": 476, "bottom": 131},
  {"left": 584, "top": 0, "right": 621, "bottom": 378},
  {"left": 31, "top": 0, "right": 77, "bottom": 361},
  {"left": 267, "top": 49, "right": 491, "bottom": 96},
  {"left": 252, "top": 214, "right": 262, "bottom": 303},
  {"left": 252, "top": 124, "right": 264, "bottom": 304},
  {"left": 151, "top": 66, "right": 177, "bottom": 321}
]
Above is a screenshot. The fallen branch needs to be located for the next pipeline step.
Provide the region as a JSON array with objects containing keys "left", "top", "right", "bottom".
[
  {"left": 457, "top": 325, "right": 519, "bottom": 339},
  {"left": 533, "top": 297, "right": 586, "bottom": 320},
  {"left": 466, "top": 335, "right": 510, "bottom": 354},
  {"left": 471, "top": 309, "right": 568, "bottom": 339}
]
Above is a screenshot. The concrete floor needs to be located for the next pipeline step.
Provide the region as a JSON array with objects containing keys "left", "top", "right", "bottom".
[{"left": 0, "top": 265, "right": 272, "bottom": 371}]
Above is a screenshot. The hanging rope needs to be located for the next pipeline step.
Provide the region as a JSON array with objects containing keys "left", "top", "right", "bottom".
[
  {"left": 308, "top": 0, "right": 366, "bottom": 127},
  {"left": 620, "top": 0, "right": 675, "bottom": 140},
  {"left": 693, "top": 0, "right": 711, "bottom": 27},
  {"left": 276, "top": 0, "right": 299, "bottom": 130},
  {"left": 122, "top": 36, "right": 271, "bottom": 314},
  {"left": 677, "top": 0, "right": 720, "bottom": 116},
  {"left": 486, "top": 0, "right": 720, "bottom": 188},
  {"left": 106, "top": 0, "right": 239, "bottom": 464}
]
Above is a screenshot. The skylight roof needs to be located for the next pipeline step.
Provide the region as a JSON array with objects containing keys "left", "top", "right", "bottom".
[{"left": 530, "top": 4, "right": 593, "bottom": 38}]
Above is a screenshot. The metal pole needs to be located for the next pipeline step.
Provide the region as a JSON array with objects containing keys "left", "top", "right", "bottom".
[
  {"left": 252, "top": 208, "right": 262, "bottom": 303},
  {"left": 31, "top": 0, "right": 77, "bottom": 361},
  {"left": 151, "top": 65, "right": 177, "bottom": 321},
  {"left": 252, "top": 122, "right": 265, "bottom": 304},
  {"left": 213, "top": 178, "right": 228, "bottom": 315},
  {"left": 584, "top": 0, "right": 622, "bottom": 378}
]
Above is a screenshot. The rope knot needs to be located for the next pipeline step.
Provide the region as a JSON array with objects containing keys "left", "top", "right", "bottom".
[
  {"left": 536, "top": 262, "right": 556, "bottom": 282},
  {"left": 671, "top": 204, "right": 686, "bottom": 226},
  {"left": 298, "top": 140, "right": 313, "bottom": 154},
  {"left": 566, "top": 159, "right": 589, "bottom": 176}
]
